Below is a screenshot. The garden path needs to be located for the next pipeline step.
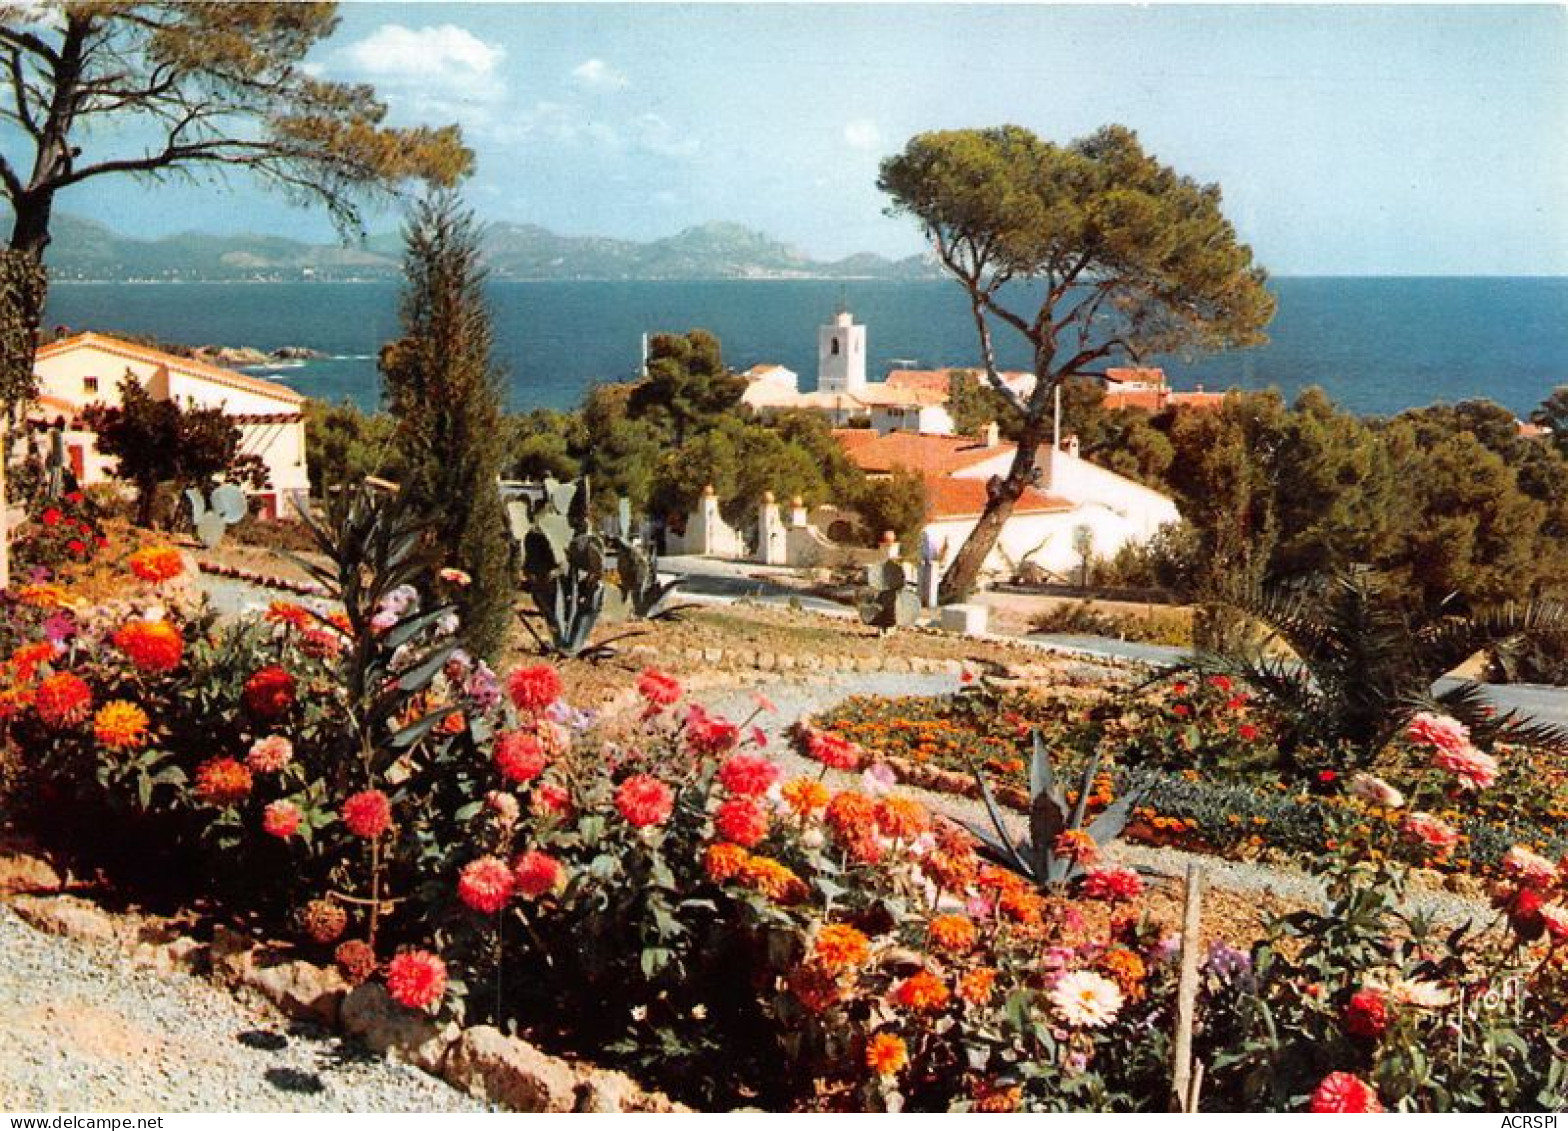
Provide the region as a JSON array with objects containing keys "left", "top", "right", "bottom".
[
  {"left": 700, "top": 672, "right": 1497, "bottom": 930},
  {"left": 0, "top": 905, "right": 485, "bottom": 1112}
]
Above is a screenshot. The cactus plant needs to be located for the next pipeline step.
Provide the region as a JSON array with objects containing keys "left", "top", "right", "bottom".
[
  {"left": 612, "top": 536, "right": 691, "bottom": 621},
  {"left": 41, "top": 425, "right": 68, "bottom": 500},
  {"left": 856, "top": 558, "right": 921, "bottom": 629},
  {"left": 186, "top": 483, "right": 249, "bottom": 550},
  {"left": 962, "top": 730, "right": 1149, "bottom": 890}
]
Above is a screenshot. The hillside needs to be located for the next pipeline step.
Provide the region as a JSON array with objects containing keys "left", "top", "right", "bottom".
[{"left": 42, "top": 214, "right": 935, "bottom": 283}]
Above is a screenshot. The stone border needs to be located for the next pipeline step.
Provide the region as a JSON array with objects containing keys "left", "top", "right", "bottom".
[
  {"left": 0, "top": 886, "right": 686, "bottom": 1113},
  {"left": 196, "top": 557, "right": 329, "bottom": 597}
]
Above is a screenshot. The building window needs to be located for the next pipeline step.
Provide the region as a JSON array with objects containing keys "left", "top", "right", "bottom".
[
  {"left": 82, "top": 376, "right": 98, "bottom": 394},
  {"left": 830, "top": 337, "right": 840, "bottom": 356}
]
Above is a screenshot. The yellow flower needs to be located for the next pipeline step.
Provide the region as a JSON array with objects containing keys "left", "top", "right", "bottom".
[{"left": 94, "top": 700, "right": 150, "bottom": 750}]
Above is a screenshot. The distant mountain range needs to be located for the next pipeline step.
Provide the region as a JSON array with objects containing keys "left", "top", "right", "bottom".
[{"left": 42, "top": 214, "right": 938, "bottom": 283}]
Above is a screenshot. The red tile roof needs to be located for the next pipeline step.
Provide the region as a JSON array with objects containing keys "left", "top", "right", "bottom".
[
  {"left": 1166, "top": 391, "right": 1226, "bottom": 410},
  {"left": 837, "top": 430, "right": 1013, "bottom": 477},
  {"left": 1102, "top": 389, "right": 1169, "bottom": 411},
  {"left": 924, "top": 477, "right": 1073, "bottom": 520},
  {"left": 885, "top": 367, "right": 1032, "bottom": 394},
  {"left": 36, "top": 332, "right": 305, "bottom": 405},
  {"left": 831, "top": 428, "right": 879, "bottom": 453},
  {"left": 1104, "top": 367, "right": 1167, "bottom": 385}
]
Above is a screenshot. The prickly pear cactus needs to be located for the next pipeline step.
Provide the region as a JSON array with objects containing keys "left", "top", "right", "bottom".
[{"left": 186, "top": 484, "right": 251, "bottom": 550}]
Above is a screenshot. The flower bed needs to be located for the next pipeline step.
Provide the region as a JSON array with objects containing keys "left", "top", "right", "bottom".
[
  {"left": 6, "top": 500, "right": 1568, "bottom": 1111},
  {"left": 808, "top": 688, "right": 1568, "bottom": 879}
]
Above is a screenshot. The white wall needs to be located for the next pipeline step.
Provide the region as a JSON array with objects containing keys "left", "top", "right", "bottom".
[{"left": 1043, "top": 448, "right": 1180, "bottom": 539}]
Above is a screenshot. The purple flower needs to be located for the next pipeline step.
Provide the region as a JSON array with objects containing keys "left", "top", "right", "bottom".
[
  {"left": 1205, "top": 941, "right": 1252, "bottom": 981},
  {"left": 1151, "top": 934, "right": 1182, "bottom": 965},
  {"left": 43, "top": 610, "right": 77, "bottom": 645},
  {"left": 861, "top": 762, "right": 897, "bottom": 797},
  {"left": 464, "top": 662, "right": 502, "bottom": 711}
]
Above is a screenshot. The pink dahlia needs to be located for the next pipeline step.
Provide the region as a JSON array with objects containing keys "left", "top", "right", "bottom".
[
  {"left": 1406, "top": 711, "right": 1470, "bottom": 754},
  {"left": 717, "top": 753, "right": 781, "bottom": 797},
  {"left": 385, "top": 949, "right": 447, "bottom": 1011},
  {"left": 262, "top": 800, "right": 304, "bottom": 840},
  {"left": 685, "top": 704, "right": 739, "bottom": 757},
  {"left": 806, "top": 729, "right": 861, "bottom": 771},
  {"left": 458, "top": 855, "right": 515, "bottom": 914},
  {"left": 245, "top": 735, "right": 294, "bottom": 774},
  {"left": 1502, "top": 845, "right": 1557, "bottom": 889},
  {"left": 1401, "top": 811, "right": 1459, "bottom": 853},
  {"left": 529, "top": 782, "right": 572, "bottom": 820},
  {"left": 1431, "top": 743, "right": 1499, "bottom": 790}
]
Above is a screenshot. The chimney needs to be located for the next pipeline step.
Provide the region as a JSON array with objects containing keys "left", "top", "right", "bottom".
[
  {"left": 1064, "top": 434, "right": 1080, "bottom": 459},
  {"left": 979, "top": 421, "right": 1000, "bottom": 448}
]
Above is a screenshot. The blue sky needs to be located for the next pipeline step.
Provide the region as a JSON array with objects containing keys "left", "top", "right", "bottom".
[{"left": 58, "top": 4, "right": 1568, "bottom": 275}]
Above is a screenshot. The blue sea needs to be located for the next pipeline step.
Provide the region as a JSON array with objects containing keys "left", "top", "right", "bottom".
[{"left": 43, "top": 277, "right": 1568, "bottom": 418}]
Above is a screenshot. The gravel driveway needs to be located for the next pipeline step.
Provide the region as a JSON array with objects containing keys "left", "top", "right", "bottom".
[{"left": 0, "top": 905, "right": 484, "bottom": 1113}]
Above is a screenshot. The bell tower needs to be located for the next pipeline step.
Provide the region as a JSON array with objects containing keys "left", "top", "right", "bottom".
[{"left": 817, "top": 306, "right": 866, "bottom": 394}]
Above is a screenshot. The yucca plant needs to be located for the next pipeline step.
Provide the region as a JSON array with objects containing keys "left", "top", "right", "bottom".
[
  {"left": 963, "top": 730, "right": 1148, "bottom": 889},
  {"left": 1187, "top": 569, "right": 1568, "bottom": 765}
]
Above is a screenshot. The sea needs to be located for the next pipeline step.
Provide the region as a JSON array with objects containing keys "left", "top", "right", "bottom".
[{"left": 43, "top": 277, "right": 1568, "bottom": 418}]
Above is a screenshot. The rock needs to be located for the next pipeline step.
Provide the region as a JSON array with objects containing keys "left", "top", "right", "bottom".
[
  {"left": 241, "top": 957, "right": 347, "bottom": 1026},
  {"left": 208, "top": 924, "right": 254, "bottom": 986},
  {"left": 442, "top": 1026, "right": 576, "bottom": 1112},
  {"left": 9, "top": 895, "right": 119, "bottom": 944},
  {"left": 0, "top": 849, "right": 63, "bottom": 895},
  {"left": 576, "top": 1068, "right": 686, "bottom": 1112},
  {"left": 270, "top": 345, "right": 324, "bottom": 360},
  {"left": 199, "top": 345, "right": 271, "bottom": 367},
  {"left": 341, "top": 983, "right": 454, "bottom": 1073}
]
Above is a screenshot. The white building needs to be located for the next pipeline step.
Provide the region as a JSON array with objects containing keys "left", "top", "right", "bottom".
[
  {"left": 837, "top": 427, "right": 1179, "bottom": 581},
  {"left": 742, "top": 309, "right": 957, "bottom": 435},
  {"left": 29, "top": 331, "right": 310, "bottom": 519}
]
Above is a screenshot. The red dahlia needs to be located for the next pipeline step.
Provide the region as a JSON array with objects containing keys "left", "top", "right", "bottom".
[
  {"left": 494, "top": 730, "right": 547, "bottom": 784},
  {"left": 262, "top": 800, "right": 304, "bottom": 840},
  {"left": 636, "top": 668, "right": 682, "bottom": 709},
  {"left": 685, "top": 704, "right": 739, "bottom": 757},
  {"left": 714, "top": 795, "right": 770, "bottom": 847},
  {"left": 385, "top": 949, "right": 447, "bottom": 1011},
  {"left": 341, "top": 789, "right": 393, "bottom": 839},
  {"left": 513, "top": 850, "right": 565, "bottom": 898},
  {"left": 242, "top": 665, "right": 296, "bottom": 722},
  {"left": 615, "top": 774, "right": 674, "bottom": 828},
  {"left": 507, "top": 664, "right": 562, "bottom": 714},
  {"left": 717, "top": 753, "right": 781, "bottom": 797},
  {"left": 1310, "top": 1072, "right": 1383, "bottom": 1113},
  {"left": 34, "top": 672, "right": 93, "bottom": 729},
  {"left": 806, "top": 729, "right": 861, "bottom": 771},
  {"left": 457, "top": 855, "right": 515, "bottom": 914},
  {"left": 1344, "top": 988, "right": 1390, "bottom": 1039}
]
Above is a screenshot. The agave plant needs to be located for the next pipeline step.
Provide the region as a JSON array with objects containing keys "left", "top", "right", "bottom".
[
  {"left": 1190, "top": 569, "right": 1568, "bottom": 764},
  {"left": 963, "top": 730, "right": 1148, "bottom": 890}
]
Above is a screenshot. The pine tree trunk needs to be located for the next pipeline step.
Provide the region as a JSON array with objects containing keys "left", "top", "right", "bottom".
[{"left": 937, "top": 421, "right": 1047, "bottom": 604}]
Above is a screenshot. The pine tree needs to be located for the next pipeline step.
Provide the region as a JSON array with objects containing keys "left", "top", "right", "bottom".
[{"left": 380, "top": 194, "right": 512, "bottom": 660}]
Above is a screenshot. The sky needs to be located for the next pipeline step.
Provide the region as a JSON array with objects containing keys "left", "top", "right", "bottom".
[{"left": 50, "top": 3, "right": 1568, "bottom": 276}]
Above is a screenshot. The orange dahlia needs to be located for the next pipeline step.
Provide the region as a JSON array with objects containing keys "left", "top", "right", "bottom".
[
  {"left": 112, "top": 619, "right": 184, "bottom": 674},
  {"left": 1098, "top": 947, "right": 1148, "bottom": 1001},
  {"left": 781, "top": 777, "right": 830, "bottom": 816},
  {"left": 927, "top": 913, "right": 978, "bottom": 954},
  {"left": 865, "top": 1032, "right": 908, "bottom": 1077},
  {"left": 93, "top": 700, "right": 150, "bottom": 750},
  {"left": 892, "top": 970, "right": 950, "bottom": 1013},
  {"left": 875, "top": 796, "right": 929, "bottom": 841},
  {"left": 957, "top": 967, "right": 997, "bottom": 1005},
  {"left": 813, "top": 923, "right": 871, "bottom": 972},
  {"left": 194, "top": 757, "right": 253, "bottom": 806},
  {"left": 128, "top": 545, "right": 183, "bottom": 584},
  {"left": 34, "top": 672, "right": 93, "bottom": 729}
]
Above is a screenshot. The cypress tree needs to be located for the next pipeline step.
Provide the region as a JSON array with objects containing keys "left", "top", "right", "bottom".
[{"left": 381, "top": 193, "right": 512, "bottom": 660}]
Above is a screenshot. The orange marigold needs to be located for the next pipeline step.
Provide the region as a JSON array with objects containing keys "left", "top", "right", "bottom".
[
  {"left": 865, "top": 1032, "right": 908, "bottom": 1077},
  {"left": 972, "top": 1083, "right": 1022, "bottom": 1113},
  {"left": 1052, "top": 828, "right": 1100, "bottom": 867},
  {"left": 813, "top": 923, "right": 871, "bottom": 972},
  {"left": 265, "top": 601, "right": 313, "bottom": 630},
  {"left": 875, "top": 796, "right": 930, "bottom": 842},
  {"left": 112, "top": 619, "right": 184, "bottom": 674},
  {"left": 34, "top": 672, "right": 93, "bottom": 729},
  {"left": 928, "top": 913, "right": 978, "bottom": 954},
  {"left": 736, "top": 854, "right": 807, "bottom": 903},
  {"left": 781, "top": 777, "right": 830, "bottom": 816},
  {"left": 93, "top": 700, "right": 150, "bottom": 750},
  {"left": 957, "top": 967, "right": 997, "bottom": 1005},
  {"left": 15, "top": 583, "right": 67, "bottom": 609},
  {"left": 892, "top": 969, "right": 950, "bottom": 1013},
  {"left": 128, "top": 545, "right": 183, "bottom": 584},
  {"left": 194, "top": 757, "right": 253, "bottom": 807},
  {"left": 704, "top": 842, "right": 750, "bottom": 884}
]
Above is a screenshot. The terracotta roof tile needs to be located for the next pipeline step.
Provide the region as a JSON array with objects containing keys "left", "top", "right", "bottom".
[
  {"left": 924, "top": 477, "right": 1073, "bottom": 520},
  {"left": 837, "top": 430, "right": 1014, "bottom": 476}
]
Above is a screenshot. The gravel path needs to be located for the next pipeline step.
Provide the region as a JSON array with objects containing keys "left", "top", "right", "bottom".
[
  {"left": 0, "top": 905, "right": 484, "bottom": 1113},
  {"left": 702, "top": 671, "right": 1496, "bottom": 928}
]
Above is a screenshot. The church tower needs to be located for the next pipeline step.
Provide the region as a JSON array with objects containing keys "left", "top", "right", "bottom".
[{"left": 817, "top": 307, "right": 866, "bottom": 394}]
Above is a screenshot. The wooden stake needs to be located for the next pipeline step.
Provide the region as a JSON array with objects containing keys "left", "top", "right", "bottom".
[{"left": 1171, "top": 863, "right": 1205, "bottom": 1113}]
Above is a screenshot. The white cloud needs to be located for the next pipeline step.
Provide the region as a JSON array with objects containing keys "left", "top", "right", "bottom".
[
  {"left": 843, "top": 118, "right": 883, "bottom": 152},
  {"left": 332, "top": 24, "right": 507, "bottom": 124},
  {"left": 571, "top": 58, "right": 629, "bottom": 90},
  {"left": 633, "top": 113, "right": 700, "bottom": 159}
]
